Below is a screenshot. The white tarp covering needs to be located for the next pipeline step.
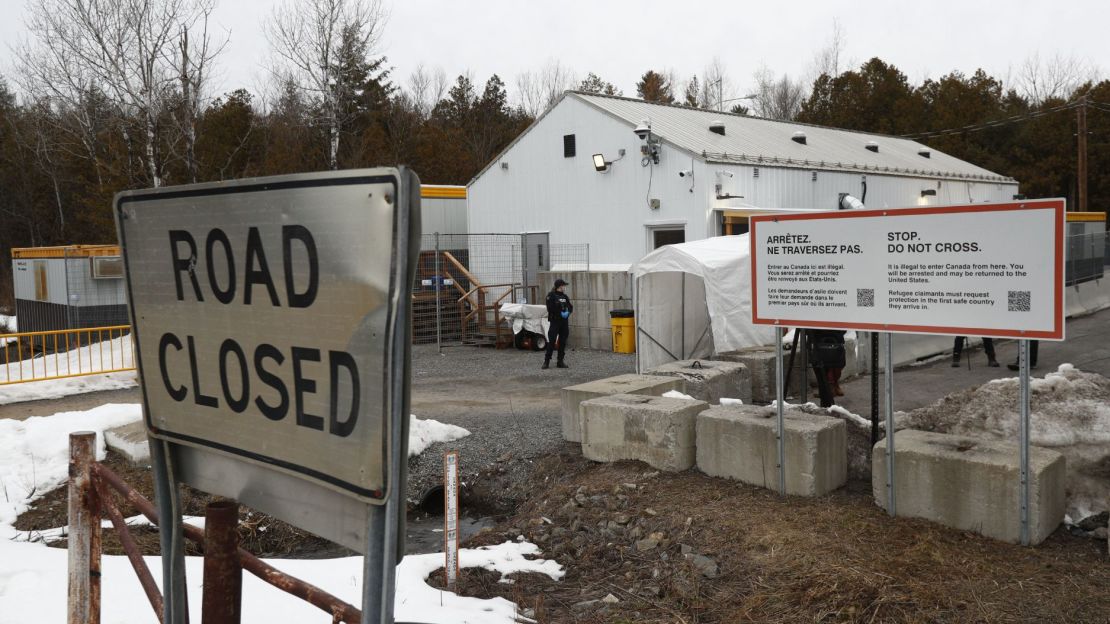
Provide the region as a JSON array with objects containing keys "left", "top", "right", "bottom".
[
  {"left": 632, "top": 235, "right": 775, "bottom": 371},
  {"left": 499, "top": 303, "right": 550, "bottom": 336}
]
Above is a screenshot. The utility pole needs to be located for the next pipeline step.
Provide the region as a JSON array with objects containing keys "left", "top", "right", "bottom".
[{"left": 1078, "top": 95, "right": 1088, "bottom": 212}]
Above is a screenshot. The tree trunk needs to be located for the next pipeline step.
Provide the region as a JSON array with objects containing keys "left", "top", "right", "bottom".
[{"left": 145, "top": 114, "right": 162, "bottom": 188}]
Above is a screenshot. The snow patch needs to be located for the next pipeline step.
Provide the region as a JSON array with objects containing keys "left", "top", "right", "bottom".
[
  {"left": 408, "top": 416, "right": 470, "bottom": 457},
  {"left": 0, "top": 404, "right": 556, "bottom": 622},
  {"left": 0, "top": 403, "right": 142, "bottom": 534},
  {"left": 662, "top": 390, "right": 696, "bottom": 401},
  {"left": 720, "top": 397, "right": 744, "bottom": 406}
]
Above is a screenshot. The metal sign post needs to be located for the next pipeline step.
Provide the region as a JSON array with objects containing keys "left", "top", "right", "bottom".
[
  {"left": 775, "top": 326, "right": 786, "bottom": 495},
  {"left": 116, "top": 168, "right": 420, "bottom": 624},
  {"left": 1019, "top": 339, "right": 1031, "bottom": 545},
  {"left": 884, "top": 333, "right": 896, "bottom": 516}
]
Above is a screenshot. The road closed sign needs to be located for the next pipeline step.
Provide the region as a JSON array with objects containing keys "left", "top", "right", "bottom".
[
  {"left": 750, "top": 200, "right": 1065, "bottom": 340},
  {"left": 117, "top": 169, "right": 419, "bottom": 503}
]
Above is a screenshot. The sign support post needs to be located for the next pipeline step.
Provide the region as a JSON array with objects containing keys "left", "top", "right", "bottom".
[
  {"left": 884, "top": 332, "right": 896, "bottom": 517},
  {"left": 775, "top": 326, "right": 786, "bottom": 495},
  {"left": 1019, "top": 339, "right": 1031, "bottom": 546}
]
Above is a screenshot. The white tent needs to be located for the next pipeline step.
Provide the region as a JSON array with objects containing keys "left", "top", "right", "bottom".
[{"left": 632, "top": 235, "right": 776, "bottom": 371}]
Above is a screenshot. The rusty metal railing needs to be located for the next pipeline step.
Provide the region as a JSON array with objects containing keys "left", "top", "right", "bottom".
[
  {"left": 68, "top": 432, "right": 363, "bottom": 624},
  {"left": 1, "top": 325, "right": 135, "bottom": 385}
]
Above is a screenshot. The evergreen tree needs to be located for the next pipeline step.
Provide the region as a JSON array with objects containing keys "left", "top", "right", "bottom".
[{"left": 636, "top": 70, "right": 674, "bottom": 104}]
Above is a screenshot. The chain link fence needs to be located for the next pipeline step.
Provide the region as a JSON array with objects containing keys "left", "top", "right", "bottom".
[{"left": 411, "top": 233, "right": 589, "bottom": 349}]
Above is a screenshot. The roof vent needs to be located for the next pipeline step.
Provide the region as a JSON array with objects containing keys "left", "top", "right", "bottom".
[
  {"left": 865, "top": 141, "right": 879, "bottom": 153},
  {"left": 791, "top": 131, "right": 807, "bottom": 145},
  {"left": 709, "top": 120, "right": 725, "bottom": 136},
  {"left": 918, "top": 148, "right": 931, "bottom": 158}
]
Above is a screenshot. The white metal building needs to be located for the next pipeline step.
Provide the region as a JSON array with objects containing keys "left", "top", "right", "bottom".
[{"left": 467, "top": 92, "right": 1020, "bottom": 267}]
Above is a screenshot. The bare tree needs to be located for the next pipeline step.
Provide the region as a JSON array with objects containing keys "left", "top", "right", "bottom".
[
  {"left": 172, "top": 1, "right": 225, "bottom": 183},
  {"left": 811, "top": 18, "right": 846, "bottom": 80},
  {"left": 516, "top": 60, "right": 577, "bottom": 117},
  {"left": 408, "top": 63, "right": 448, "bottom": 118},
  {"left": 266, "top": 0, "right": 387, "bottom": 170},
  {"left": 753, "top": 66, "right": 805, "bottom": 120},
  {"left": 1015, "top": 52, "right": 1101, "bottom": 104},
  {"left": 20, "top": 0, "right": 221, "bottom": 188},
  {"left": 701, "top": 57, "right": 733, "bottom": 111}
]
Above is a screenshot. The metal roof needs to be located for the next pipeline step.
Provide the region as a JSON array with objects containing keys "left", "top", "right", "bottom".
[{"left": 572, "top": 92, "right": 1016, "bottom": 183}]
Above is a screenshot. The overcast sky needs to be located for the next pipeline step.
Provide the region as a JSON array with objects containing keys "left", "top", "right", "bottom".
[{"left": 1, "top": 0, "right": 1105, "bottom": 104}]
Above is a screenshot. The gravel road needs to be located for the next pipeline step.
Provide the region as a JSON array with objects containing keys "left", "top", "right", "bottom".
[{"left": 407, "top": 343, "right": 635, "bottom": 511}]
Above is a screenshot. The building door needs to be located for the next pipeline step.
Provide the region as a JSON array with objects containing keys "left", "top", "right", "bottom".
[{"left": 520, "top": 232, "right": 550, "bottom": 301}]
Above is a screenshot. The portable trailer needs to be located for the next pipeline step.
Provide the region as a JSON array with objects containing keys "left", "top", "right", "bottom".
[{"left": 11, "top": 245, "right": 129, "bottom": 333}]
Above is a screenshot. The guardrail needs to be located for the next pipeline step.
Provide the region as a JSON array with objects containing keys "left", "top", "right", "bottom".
[
  {"left": 68, "top": 432, "right": 363, "bottom": 623},
  {"left": 0, "top": 325, "right": 135, "bottom": 385}
]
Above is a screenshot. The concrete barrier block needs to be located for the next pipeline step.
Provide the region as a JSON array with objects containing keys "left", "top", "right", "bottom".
[
  {"left": 561, "top": 374, "right": 684, "bottom": 442},
  {"left": 872, "top": 429, "right": 1067, "bottom": 545},
  {"left": 696, "top": 405, "right": 847, "bottom": 496},
  {"left": 715, "top": 347, "right": 776, "bottom": 403},
  {"left": 580, "top": 394, "right": 708, "bottom": 471},
  {"left": 104, "top": 421, "right": 151, "bottom": 465},
  {"left": 645, "top": 359, "right": 751, "bottom": 404}
]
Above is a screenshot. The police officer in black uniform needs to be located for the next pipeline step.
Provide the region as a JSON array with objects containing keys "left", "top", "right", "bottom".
[{"left": 543, "top": 279, "right": 573, "bottom": 369}]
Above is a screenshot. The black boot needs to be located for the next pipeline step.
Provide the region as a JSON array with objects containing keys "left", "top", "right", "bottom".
[
  {"left": 542, "top": 360, "right": 550, "bottom": 370},
  {"left": 951, "top": 353, "right": 961, "bottom": 367},
  {"left": 557, "top": 360, "right": 569, "bottom": 369},
  {"left": 987, "top": 357, "right": 1000, "bottom": 367}
]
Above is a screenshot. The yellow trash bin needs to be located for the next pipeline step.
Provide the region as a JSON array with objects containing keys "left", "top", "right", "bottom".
[{"left": 610, "top": 309, "right": 636, "bottom": 353}]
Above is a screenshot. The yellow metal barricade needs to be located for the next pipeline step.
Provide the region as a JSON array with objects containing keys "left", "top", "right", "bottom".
[{"left": 0, "top": 325, "right": 136, "bottom": 385}]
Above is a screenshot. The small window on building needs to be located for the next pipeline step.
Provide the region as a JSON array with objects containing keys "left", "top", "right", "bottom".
[
  {"left": 563, "top": 134, "right": 576, "bottom": 158},
  {"left": 653, "top": 228, "right": 685, "bottom": 249},
  {"left": 34, "top": 261, "right": 48, "bottom": 302},
  {"left": 92, "top": 256, "right": 124, "bottom": 279}
]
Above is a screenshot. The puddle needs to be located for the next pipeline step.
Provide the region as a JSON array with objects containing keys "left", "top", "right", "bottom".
[{"left": 405, "top": 513, "right": 495, "bottom": 555}]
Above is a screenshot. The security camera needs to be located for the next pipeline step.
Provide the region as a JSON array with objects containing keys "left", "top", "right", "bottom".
[
  {"left": 633, "top": 119, "right": 651, "bottom": 140},
  {"left": 678, "top": 169, "right": 693, "bottom": 178}
]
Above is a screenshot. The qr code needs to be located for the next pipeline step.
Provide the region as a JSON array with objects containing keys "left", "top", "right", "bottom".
[
  {"left": 1008, "top": 290, "right": 1031, "bottom": 312},
  {"left": 857, "top": 288, "right": 875, "bottom": 308}
]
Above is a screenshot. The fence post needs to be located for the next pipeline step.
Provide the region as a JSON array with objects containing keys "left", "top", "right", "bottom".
[
  {"left": 67, "top": 431, "right": 101, "bottom": 624},
  {"left": 202, "top": 500, "right": 242, "bottom": 624},
  {"left": 586, "top": 244, "right": 593, "bottom": 350},
  {"left": 435, "top": 233, "right": 442, "bottom": 354}
]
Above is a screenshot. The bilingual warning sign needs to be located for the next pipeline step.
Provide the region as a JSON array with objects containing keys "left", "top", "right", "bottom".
[{"left": 750, "top": 200, "right": 1065, "bottom": 340}]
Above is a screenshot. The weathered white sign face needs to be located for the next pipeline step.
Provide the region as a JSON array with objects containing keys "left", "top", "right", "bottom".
[
  {"left": 750, "top": 200, "right": 1065, "bottom": 340},
  {"left": 117, "top": 170, "right": 411, "bottom": 503}
]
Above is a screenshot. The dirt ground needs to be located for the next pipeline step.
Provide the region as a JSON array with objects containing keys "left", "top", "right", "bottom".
[{"left": 459, "top": 453, "right": 1110, "bottom": 624}]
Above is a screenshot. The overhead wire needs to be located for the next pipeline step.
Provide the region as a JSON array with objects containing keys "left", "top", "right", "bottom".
[{"left": 901, "top": 100, "right": 1082, "bottom": 140}]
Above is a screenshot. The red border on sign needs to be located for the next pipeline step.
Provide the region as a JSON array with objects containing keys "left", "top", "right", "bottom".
[{"left": 749, "top": 200, "right": 1066, "bottom": 340}]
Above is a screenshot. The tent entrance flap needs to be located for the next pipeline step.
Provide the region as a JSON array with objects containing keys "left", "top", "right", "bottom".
[{"left": 634, "top": 271, "right": 714, "bottom": 372}]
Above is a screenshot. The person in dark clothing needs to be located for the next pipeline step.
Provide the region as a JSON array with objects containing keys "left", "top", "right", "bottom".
[
  {"left": 1007, "top": 340, "right": 1039, "bottom": 371},
  {"left": 807, "top": 329, "right": 846, "bottom": 407},
  {"left": 952, "top": 336, "right": 1000, "bottom": 367},
  {"left": 543, "top": 279, "right": 573, "bottom": 369}
]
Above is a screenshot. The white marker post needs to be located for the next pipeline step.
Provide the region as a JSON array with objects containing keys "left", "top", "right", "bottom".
[{"left": 443, "top": 451, "right": 460, "bottom": 592}]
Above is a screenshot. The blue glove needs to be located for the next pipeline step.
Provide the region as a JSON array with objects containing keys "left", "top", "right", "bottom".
[{"left": 560, "top": 310, "right": 570, "bottom": 319}]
